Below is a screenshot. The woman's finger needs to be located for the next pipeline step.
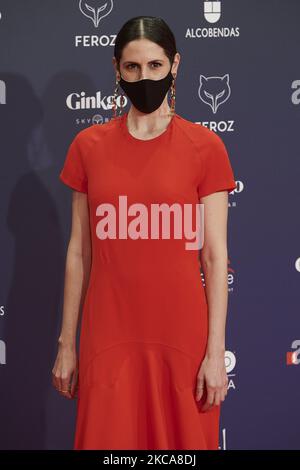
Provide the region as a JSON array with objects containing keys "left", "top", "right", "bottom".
[
  {"left": 69, "top": 369, "right": 79, "bottom": 398},
  {"left": 214, "top": 390, "right": 222, "bottom": 406},
  {"left": 221, "top": 383, "right": 228, "bottom": 401},
  {"left": 195, "top": 374, "right": 205, "bottom": 401},
  {"left": 60, "top": 375, "right": 72, "bottom": 399},
  {"left": 221, "top": 390, "right": 226, "bottom": 402},
  {"left": 201, "top": 388, "right": 215, "bottom": 412},
  {"left": 52, "top": 370, "right": 61, "bottom": 392}
]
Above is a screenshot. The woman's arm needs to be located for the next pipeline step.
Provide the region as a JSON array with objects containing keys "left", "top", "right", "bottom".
[
  {"left": 199, "top": 190, "right": 229, "bottom": 357},
  {"left": 52, "top": 191, "right": 91, "bottom": 399},
  {"left": 195, "top": 190, "right": 230, "bottom": 410},
  {"left": 58, "top": 191, "right": 92, "bottom": 348}
]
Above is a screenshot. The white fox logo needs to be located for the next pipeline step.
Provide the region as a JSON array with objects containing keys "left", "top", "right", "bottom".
[
  {"left": 198, "top": 74, "right": 231, "bottom": 114},
  {"left": 79, "top": 0, "right": 113, "bottom": 28}
]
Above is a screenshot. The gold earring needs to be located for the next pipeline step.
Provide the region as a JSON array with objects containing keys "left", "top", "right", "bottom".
[
  {"left": 112, "top": 75, "right": 125, "bottom": 120},
  {"left": 168, "top": 73, "right": 176, "bottom": 117}
]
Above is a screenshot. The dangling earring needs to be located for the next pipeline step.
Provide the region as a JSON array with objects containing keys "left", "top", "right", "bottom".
[
  {"left": 111, "top": 75, "right": 126, "bottom": 120},
  {"left": 168, "top": 73, "right": 176, "bottom": 117}
]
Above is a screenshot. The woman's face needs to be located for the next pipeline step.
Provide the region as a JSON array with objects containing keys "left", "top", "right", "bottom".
[{"left": 114, "top": 38, "right": 179, "bottom": 82}]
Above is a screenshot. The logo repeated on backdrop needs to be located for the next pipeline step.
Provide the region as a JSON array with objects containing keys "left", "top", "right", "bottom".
[
  {"left": 291, "top": 80, "right": 300, "bottom": 105},
  {"left": 0, "top": 80, "right": 6, "bottom": 104},
  {"left": 195, "top": 73, "right": 234, "bottom": 133},
  {"left": 0, "top": 304, "right": 4, "bottom": 365},
  {"left": 76, "top": 0, "right": 115, "bottom": 47},
  {"left": 227, "top": 259, "right": 235, "bottom": 293},
  {"left": 219, "top": 428, "right": 228, "bottom": 450},
  {"left": 214, "top": 351, "right": 237, "bottom": 449},
  {"left": 286, "top": 340, "right": 300, "bottom": 365},
  {"left": 195, "top": 72, "right": 240, "bottom": 208},
  {"left": 0, "top": 340, "right": 6, "bottom": 365},
  {"left": 204, "top": 0, "right": 221, "bottom": 23},
  {"left": 79, "top": 0, "right": 113, "bottom": 28},
  {"left": 295, "top": 258, "right": 300, "bottom": 272},
  {"left": 225, "top": 350, "right": 237, "bottom": 390},
  {"left": 185, "top": 1, "right": 240, "bottom": 39},
  {"left": 65, "top": 90, "right": 128, "bottom": 126},
  {"left": 198, "top": 74, "right": 231, "bottom": 114},
  {"left": 201, "top": 259, "right": 236, "bottom": 291}
]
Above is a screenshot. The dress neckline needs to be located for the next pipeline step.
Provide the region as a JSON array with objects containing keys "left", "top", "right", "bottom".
[{"left": 119, "top": 111, "right": 177, "bottom": 144}]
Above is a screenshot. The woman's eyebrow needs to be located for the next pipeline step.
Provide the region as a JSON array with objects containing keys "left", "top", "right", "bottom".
[{"left": 122, "top": 59, "right": 164, "bottom": 65}]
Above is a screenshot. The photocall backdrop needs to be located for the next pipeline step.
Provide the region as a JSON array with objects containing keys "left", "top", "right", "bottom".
[{"left": 0, "top": 0, "right": 299, "bottom": 450}]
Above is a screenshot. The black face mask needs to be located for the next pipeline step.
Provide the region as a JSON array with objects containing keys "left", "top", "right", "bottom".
[{"left": 119, "top": 67, "right": 174, "bottom": 114}]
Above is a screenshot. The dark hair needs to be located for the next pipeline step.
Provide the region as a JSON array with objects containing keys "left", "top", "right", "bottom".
[{"left": 114, "top": 16, "right": 177, "bottom": 70}]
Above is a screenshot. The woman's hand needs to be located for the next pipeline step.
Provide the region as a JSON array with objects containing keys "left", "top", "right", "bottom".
[
  {"left": 195, "top": 353, "right": 228, "bottom": 411},
  {"left": 52, "top": 342, "right": 79, "bottom": 400}
]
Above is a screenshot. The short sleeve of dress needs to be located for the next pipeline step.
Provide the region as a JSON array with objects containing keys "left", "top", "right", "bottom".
[
  {"left": 197, "top": 130, "right": 237, "bottom": 199},
  {"left": 59, "top": 132, "right": 88, "bottom": 193}
]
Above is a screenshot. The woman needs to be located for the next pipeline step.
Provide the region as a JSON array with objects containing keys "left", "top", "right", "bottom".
[{"left": 52, "top": 15, "right": 237, "bottom": 450}]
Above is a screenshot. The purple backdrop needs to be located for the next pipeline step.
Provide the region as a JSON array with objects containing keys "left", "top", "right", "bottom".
[{"left": 0, "top": 0, "right": 299, "bottom": 450}]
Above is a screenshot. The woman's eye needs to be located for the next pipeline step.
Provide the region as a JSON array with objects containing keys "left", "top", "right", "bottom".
[{"left": 126, "top": 63, "right": 162, "bottom": 70}]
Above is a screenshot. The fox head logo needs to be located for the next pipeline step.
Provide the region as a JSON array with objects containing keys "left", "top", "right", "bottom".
[
  {"left": 198, "top": 74, "right": 231, "bottom": 114},
  {"left": 79, "top": 0, "right": 113, "bottom": 28}
]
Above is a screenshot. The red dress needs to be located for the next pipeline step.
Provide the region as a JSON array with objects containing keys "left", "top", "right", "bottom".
[{"left": 59, "top": 111, "right": 237, "bottom": 450}]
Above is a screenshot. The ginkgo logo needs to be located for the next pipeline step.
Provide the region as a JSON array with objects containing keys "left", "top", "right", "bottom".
[
  {"left": 286, "top": 340, "right": 300, "bottom": 365},
  {"left": 66, "top": 90, "right": 128, "bottom": 111}
]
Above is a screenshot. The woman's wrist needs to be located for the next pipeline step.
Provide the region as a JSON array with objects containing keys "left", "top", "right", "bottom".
[
  {"left": 206, "top": 345, "right": 225, "bottom": 359},
  {"left": 58, "top": 336, "right": 76, "bottom": 350}
]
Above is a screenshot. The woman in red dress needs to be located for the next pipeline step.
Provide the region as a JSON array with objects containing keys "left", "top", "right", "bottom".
[{"left": 52, "top": 15, "right": 237, "bottom": 450}]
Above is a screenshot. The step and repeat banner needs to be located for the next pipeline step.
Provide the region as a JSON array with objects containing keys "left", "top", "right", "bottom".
[{"left": 0, "top": 0, "right": 299, "bottom": 450}]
